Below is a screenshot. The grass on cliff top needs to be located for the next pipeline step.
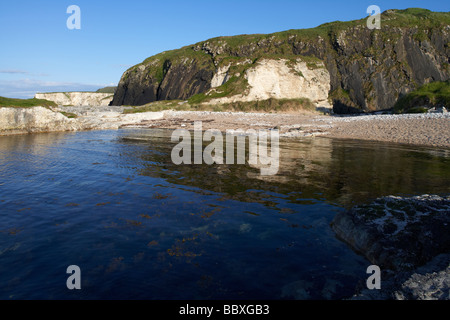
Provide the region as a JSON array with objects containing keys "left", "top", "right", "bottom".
[
  {"left": 382, "top": 8, "right": 450, "bottom": 27},
  {"left": 59, "top": 111, "right": 78, "bottom": 119},
  {"left": 119, "top": 7, "right": 450, "bottom": 109},
  {"left": 205, "top": 8, "right": 450, "bottom": 51},
  {"left": 127, "top": 45, "right": 215, "bottom": 83},
  {"left": 123, "top": 98, "right": 319, "bottom": 114},
  {"left": 394, "top": 81, "right": 450, "bottom": 114},
  {"left": 96, "top": 86, "right": 117, "bottom": 94},
  {"left": 130, "top": 7, "right": 450, "bottom": 87},
  {"left": 0, "top": 96, "right": 57, "bottom": 108}
]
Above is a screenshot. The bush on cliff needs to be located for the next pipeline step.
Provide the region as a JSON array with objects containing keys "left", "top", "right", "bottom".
[
  {"left": 0, "top": 96, "right": 57, "bottom": 108},
  {"left": 393, "top": 81, "right": 450, "bottom": 114}
]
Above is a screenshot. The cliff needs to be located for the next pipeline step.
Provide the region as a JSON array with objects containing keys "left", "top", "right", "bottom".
[
  {"left": 204, "top": 57, "right": 331, "bottom": 108},
  {"left": 35, "top": 92, "right": 114, "bottom": 107},
  {"left": 0, "top": 106, "right": 164, "bottom": 135},
  {"left": 0, "top": 107, "right": 79, "bottom": 134},
  {"left": 111, "top": 8, "right": 450, "bottom": 113}
]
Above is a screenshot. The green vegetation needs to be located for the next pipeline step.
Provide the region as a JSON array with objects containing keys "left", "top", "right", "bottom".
[
  {"left": 130, "top": 45, "right": 215, "bottom": 83},
  {"left": 212, "top": 98, "right": 317, "bottom": 113},
  {"left": 187, "top": 54, "right": 324, "bottom": 105},
  {"left": 123, "top": 98, "right": 318, "bottom": 114},
  {"left": 381, "top": 8, "right": 450, "bottom": 28},
  {"left": 96, "top": 86, "right": 117, "bottom": 94},
  {"left": 59, "top": 111, "right": 78, "bottom": 119},
  {"left": 119, "top": 8, "right": 450, "bottom": 112},
  {"left": 400, "top": 106, "right": 429, "bottom": 114},
  {"left": 394, "top": 81, "right": 450, "bottom": 113},
  {"left": 201, "top": 9, "right": 449, "bottom": 55},
  {"left": 122, "top": 100, "right": 191, "bottom": 113},
  {"left": 0, "top": 96, "right": 57, "bottom": 108},
  {"left": 143, "top": 9, "right": 447, "bottom": 78},
  {"left": 329, "top": 88, "right": 351, "bottom": 102},
  {"left": 188, "top": 74, "right": 250, "bottom": 105}
]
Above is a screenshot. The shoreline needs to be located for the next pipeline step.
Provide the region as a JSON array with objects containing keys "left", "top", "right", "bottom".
[
  {"left": 1, "top": 106, "right": 448, "bottom": 300},
  {"left": 0, "top": 106, "right": 449, "bottom": 149},
  {"left": 123, "top": 110, "right": 450, "bottom": 149}
]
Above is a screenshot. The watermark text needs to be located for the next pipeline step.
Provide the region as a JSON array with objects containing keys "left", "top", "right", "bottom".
[
  {"left": 67, "top": 5, "right": 81, "bottom": 30},
  {"left": 367, "top": 5, "right": 381, "bottom": 30},
  {"left": 171, "top": 121, "right": 279, "bottom": 176}
]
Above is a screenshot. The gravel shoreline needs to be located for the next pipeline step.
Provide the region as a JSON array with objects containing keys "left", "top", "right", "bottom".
[
  {"left": 320, "top": 112, "right": 450, "bottom": 148},
  {"left": 2, "top": 105, "right": 448, "bottom": 148},
  {"left": 126, "top": 110, "right": 450, "bottom": 149}
]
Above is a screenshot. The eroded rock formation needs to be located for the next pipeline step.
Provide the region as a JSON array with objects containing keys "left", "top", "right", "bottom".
[
  {"left": 0, "top": 106, "right": 165, "bottom": 135},
  {"left": 35, "top": 92, "right": 114, "bottom": 107}
]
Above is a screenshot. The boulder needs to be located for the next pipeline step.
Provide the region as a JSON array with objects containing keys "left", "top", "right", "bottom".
[
  {"left": 331, "top": 194, "right": 450, "bottom": 271},
  {"left": 331, "top": 194, "right": 450, "bottom": 300}
]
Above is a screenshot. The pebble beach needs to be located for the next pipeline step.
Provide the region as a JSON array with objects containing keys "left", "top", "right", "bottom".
[{"left": 128, "top": 110, "right": 450, "bottom": 149}]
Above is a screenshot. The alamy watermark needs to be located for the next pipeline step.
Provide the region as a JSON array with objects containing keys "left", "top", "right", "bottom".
[
  {"left": 66, "top": 265, "right": 81, "bottom": 290},
  {"left": 366, "top": 265, "right": 381, "bottom": 289},
  {"left": 171, "top": 121, "right": 280, "bottom": 176},
  {"left": 367, "top": 5, "right": 381, "bottom": 30},
  {"left": 67, "top": 5, "right": 81, "bottom": 30}
]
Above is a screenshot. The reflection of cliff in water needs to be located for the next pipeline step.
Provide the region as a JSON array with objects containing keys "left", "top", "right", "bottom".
[
  {"left": 0, "top": 132, "right": 71, "bottom": 175},
  {"left": 117, "top": 128, "right": 450, "bottom": 208},
  {"left": 325, "top": 140, "right": 450, "bottom": 207},
  {"left": 0, "top": 132, "right": 69, "bottom": 155}
]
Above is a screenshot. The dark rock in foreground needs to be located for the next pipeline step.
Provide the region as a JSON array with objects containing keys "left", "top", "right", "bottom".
[
  {"left": 331, "top": 194, "right": 450, "bottom": 299},
  {"left": 352, "top": 253, "right": 450, "bottom": 300},
  {"left": 394, "top": 254, "right": 450, "bottom": 300},
  {"left": 331, "top": 194, "right": 450, "bottom": 271}
]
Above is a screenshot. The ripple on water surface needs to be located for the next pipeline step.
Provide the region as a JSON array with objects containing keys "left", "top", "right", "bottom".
[{"left": 0, "top": 129, "right": 448, "bottom": 299}]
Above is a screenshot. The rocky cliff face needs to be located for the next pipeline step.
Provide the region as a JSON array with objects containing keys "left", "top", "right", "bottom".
[
  {"left": 0, "top": 107, "right": 78, "bottom": 134},
  {"left": 35, "top": 92, "right": 114, "bottom": 106},
  {"left": 111, "top": 9, "right": 450, "bottom": 113},
  {"left": 112, "top": 55, "right": 214, "bottom": 106},
  {"left": 0, "top": 106, "right": 164, "bottom": 135},
  {"left": 207, "top": 58, "right": 331, "bottom": 108}
]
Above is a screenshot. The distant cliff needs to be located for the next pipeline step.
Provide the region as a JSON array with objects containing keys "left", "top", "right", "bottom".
[
  {"left": 35, "top": 92, "right": 113, "bottom": 106},
  {"left": 0, "top": 106, "right": 164, "bottom": 135},
  {"left": 111, "top": 8, "right": 450, "bottom": 113}
]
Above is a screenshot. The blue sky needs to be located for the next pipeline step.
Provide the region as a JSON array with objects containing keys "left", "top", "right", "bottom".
[{"left": 0, "top": 0, "right": 448, "bottom": 98}]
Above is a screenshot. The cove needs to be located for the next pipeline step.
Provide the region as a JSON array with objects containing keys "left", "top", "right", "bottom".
[{"left": 0, "top": 129, "right": 448, "bottom": 300}]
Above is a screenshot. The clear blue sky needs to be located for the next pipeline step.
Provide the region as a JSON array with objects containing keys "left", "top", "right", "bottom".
[{"left": 0, "top": 0, "right": 448, "bottom": 98}]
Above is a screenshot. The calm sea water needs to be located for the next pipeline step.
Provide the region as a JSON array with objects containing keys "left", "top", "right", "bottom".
[{"left": 0, "top": 129, "right": 449, "bottom": 300}]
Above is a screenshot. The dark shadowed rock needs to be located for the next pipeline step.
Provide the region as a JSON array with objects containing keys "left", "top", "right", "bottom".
[
  {"left": 351, "top": 253, "right": 449, "bottom": 300},
  {"left": 331, "top": 194, "right": 450, "bottom": 300},
  {"left": 394, "top": 254, "right": 450, "bottom": 300},
  {"left": 331, "top": 194, "right": 450, "bottom": 271}
]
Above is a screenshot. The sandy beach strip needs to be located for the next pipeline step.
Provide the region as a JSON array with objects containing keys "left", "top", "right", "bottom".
[{"left": 126, "top": 110, "right": 450, "bottom": 149}]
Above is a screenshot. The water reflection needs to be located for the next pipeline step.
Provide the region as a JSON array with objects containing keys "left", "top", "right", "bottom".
[
  {"left": 0, "top": 132, "right": 68, "bottom": 155},
  {"left": 0, "top": 129, "right": 448, "bottom": 300},
  {"left": 119, "top": 129, "right": 450, "bottom": 208}
]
